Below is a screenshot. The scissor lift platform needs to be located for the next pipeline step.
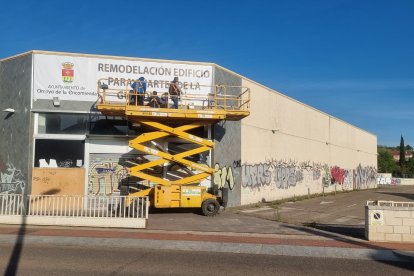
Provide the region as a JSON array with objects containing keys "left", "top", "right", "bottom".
[
  {"left": 96, "top": 79, "right": 250, "bottom": 213},
  {"left": 96, "top": 104, "right": 249, "bottom": 123}
]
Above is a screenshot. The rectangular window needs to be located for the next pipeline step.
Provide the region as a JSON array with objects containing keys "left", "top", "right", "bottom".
[
  {"left": 38, "top": 113, "right": 88, "bottom": 134},
  {"left": 37, "top": 113, "right": 134, "bottom": 136},
  {"left": 89, "top": 115, "right": 131, "bottom": 135},
  {"left": 34, "top": 139, "right": 85, "bottom": 168}
]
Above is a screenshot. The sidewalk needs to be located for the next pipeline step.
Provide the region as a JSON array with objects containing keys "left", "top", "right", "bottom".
[{"left": 0, "top": 216, "right": 413, "bottom": 262}]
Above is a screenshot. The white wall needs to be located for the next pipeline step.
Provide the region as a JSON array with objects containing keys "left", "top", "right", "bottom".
[{"left": 240, "top": 79, "right": 377, "bottom": 204}]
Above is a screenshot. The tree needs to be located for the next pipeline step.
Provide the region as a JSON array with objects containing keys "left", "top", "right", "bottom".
[
  {"left": 377, "top": 149, "right": 397, "bottom": 173},
  {"left": 406, "top": 157, "right": 414, "bottom": 178},
  {"left": 406, "top": 144, "right": 413, "bottom": 151},
  {"left": 399, "top": 135, "right": 405, "bottom": 167}
]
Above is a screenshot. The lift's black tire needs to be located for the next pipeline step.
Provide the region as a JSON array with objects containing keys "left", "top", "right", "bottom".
[{"left": 201, "top": 199, "right": 220, "bottom": 216}]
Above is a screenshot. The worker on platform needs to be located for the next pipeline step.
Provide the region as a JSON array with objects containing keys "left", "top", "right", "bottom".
[
  {"left": 160, "top": 92, "right": 169, "bottom": 108},
  {"left": 148, "top": 91, "right": 164, "bottom": 108},
  {"left": 131, "top": 76, "right": 147, "bottom": 105},
  {"left": 169, "top": 77, "right": 181, "bottom": 109}
]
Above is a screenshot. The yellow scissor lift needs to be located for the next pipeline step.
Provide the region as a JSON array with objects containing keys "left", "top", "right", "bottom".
[{"left": 96, "top": 79, "right": 250, "bottom": 216}]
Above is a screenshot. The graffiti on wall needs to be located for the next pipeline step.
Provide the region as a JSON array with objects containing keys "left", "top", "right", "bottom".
[
  {"left": 0, "top": 160, "right": 26, "bottom": 194},
  {"left": 241, "top": 160, "right": 323, "bottom": 190},
  {"left": 233, "top": 160, "right": 241, "bottom": 168},
  {"left": 240, "top": 159, "right": 376, "bottom": 192},
  {"left": 330, "top": 166, "right": 346, "bottom": 185},
  {"left": 88, "top": 154, "right": 147, "bottom": 196},
  {"left": 89, "top": 161, "right": 129, "bottom": 196},
  {"left": 241, "top": 163, "right": 271, "bottom": 190},
  {"left": 328, "top": 166, "right": 353, "bottom": 189},
  {"left": 59, "top": 159, "right": 73, "bottom": 168},
  {"left": 313, "top": 168, "right": 321, "bottom": 181},
  {"left": 322, "top": 165, "right": 331, "bottom": 187},
  {"left": 353, "top": 165, "right": 377, "bottom": 189},
  {"left": 213, "top": 164, "right": 235, "bottom": 190},
  {"left": 377, "top": 176, "right": 401, "bottom": 185},
  {"left": 89, "top": 153, "right": 205, "bottom": 196}
]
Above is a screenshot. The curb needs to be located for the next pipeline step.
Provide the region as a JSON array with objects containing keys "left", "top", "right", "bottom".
[{"left": 392, "top": 250, "right": 414, "bottom": 261}]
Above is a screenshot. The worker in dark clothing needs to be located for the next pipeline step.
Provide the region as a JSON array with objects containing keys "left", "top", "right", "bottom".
[
  {"left": 148, "top": 91, "right": 164, "bottom": 108},
  {"left": 168, "top": 77, "right": 181, "bottom": 109},
  {"left": 160, "top": 92, "right": 169, "bottom": 108}
]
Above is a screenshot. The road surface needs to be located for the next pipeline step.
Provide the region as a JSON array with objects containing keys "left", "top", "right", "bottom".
[{"left": 1, "top": 243, "right": 413, "bottom": 275}]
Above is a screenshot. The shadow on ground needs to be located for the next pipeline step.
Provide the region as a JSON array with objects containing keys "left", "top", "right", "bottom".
[
  {"left": 149, "top": 207, "right": 203, "bottom": 215},
  {"left": 303, "top": 223, "right": 365, "bottom": 239}
]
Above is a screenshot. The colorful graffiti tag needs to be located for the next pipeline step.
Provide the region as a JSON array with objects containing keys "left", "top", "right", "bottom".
[
  {"left": 89, "top": 161, "right": 129, "bottom": 196},
  {"left": 241, "top": 159, "right": 376, "bottom": 191},
  {"left": 377, "top": 176, "right": 402, "bottom": 185},
  {"left": 88, "top": 154, "right": 139, "bottom": 196}
]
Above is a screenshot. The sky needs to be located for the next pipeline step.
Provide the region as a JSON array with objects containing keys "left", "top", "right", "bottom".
[{"left": 1, "top": 0, "right": 413, "bottom": 147}]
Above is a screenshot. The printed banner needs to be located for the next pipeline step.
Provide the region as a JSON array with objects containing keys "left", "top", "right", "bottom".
[{"left": 33, "top": 53, "right": 214, "bottom": 102}]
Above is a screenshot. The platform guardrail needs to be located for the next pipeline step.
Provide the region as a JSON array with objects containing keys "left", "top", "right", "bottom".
[{"left": 97, "top": 79, "right": 250, "bottom": 112}]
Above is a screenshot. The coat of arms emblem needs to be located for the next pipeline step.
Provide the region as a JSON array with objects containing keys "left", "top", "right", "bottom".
[{"left": 62, "top": 62, "right": 74, "bottom": 83}]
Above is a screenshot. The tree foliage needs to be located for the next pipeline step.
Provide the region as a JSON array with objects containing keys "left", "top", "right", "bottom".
[
  {"left": 406, "top": 157, "right": 414, "bottom": 178},
  {"left": 378, "top": 136, "right": 414, "bottom": 178},
  {"left": 378, "top": 149, "right": 397, "bottom": 174}
]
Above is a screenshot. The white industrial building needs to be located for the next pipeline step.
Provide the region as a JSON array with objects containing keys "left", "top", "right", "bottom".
[{"left": 0, "top": 50, "right": 377, "bottom": 208}]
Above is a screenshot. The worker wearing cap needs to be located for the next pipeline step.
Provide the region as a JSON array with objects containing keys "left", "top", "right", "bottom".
[{"left": 169, "top": 77, "right": 181, "bottom": 109}]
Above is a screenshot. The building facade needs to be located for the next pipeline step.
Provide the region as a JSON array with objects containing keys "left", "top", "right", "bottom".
[{"left": 0, "top": 51, "right": 377, "bottom": 207}]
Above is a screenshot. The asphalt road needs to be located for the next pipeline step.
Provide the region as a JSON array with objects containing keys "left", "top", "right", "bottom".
[
  {"left": 238, "top": 185, "right": 414, "bottom": 237},
  {"left": 1, "top": 243, "right": 413, "bottom": 275},
  {"left": 142, "top": 185, "right": 414, "bottom": 238}
]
